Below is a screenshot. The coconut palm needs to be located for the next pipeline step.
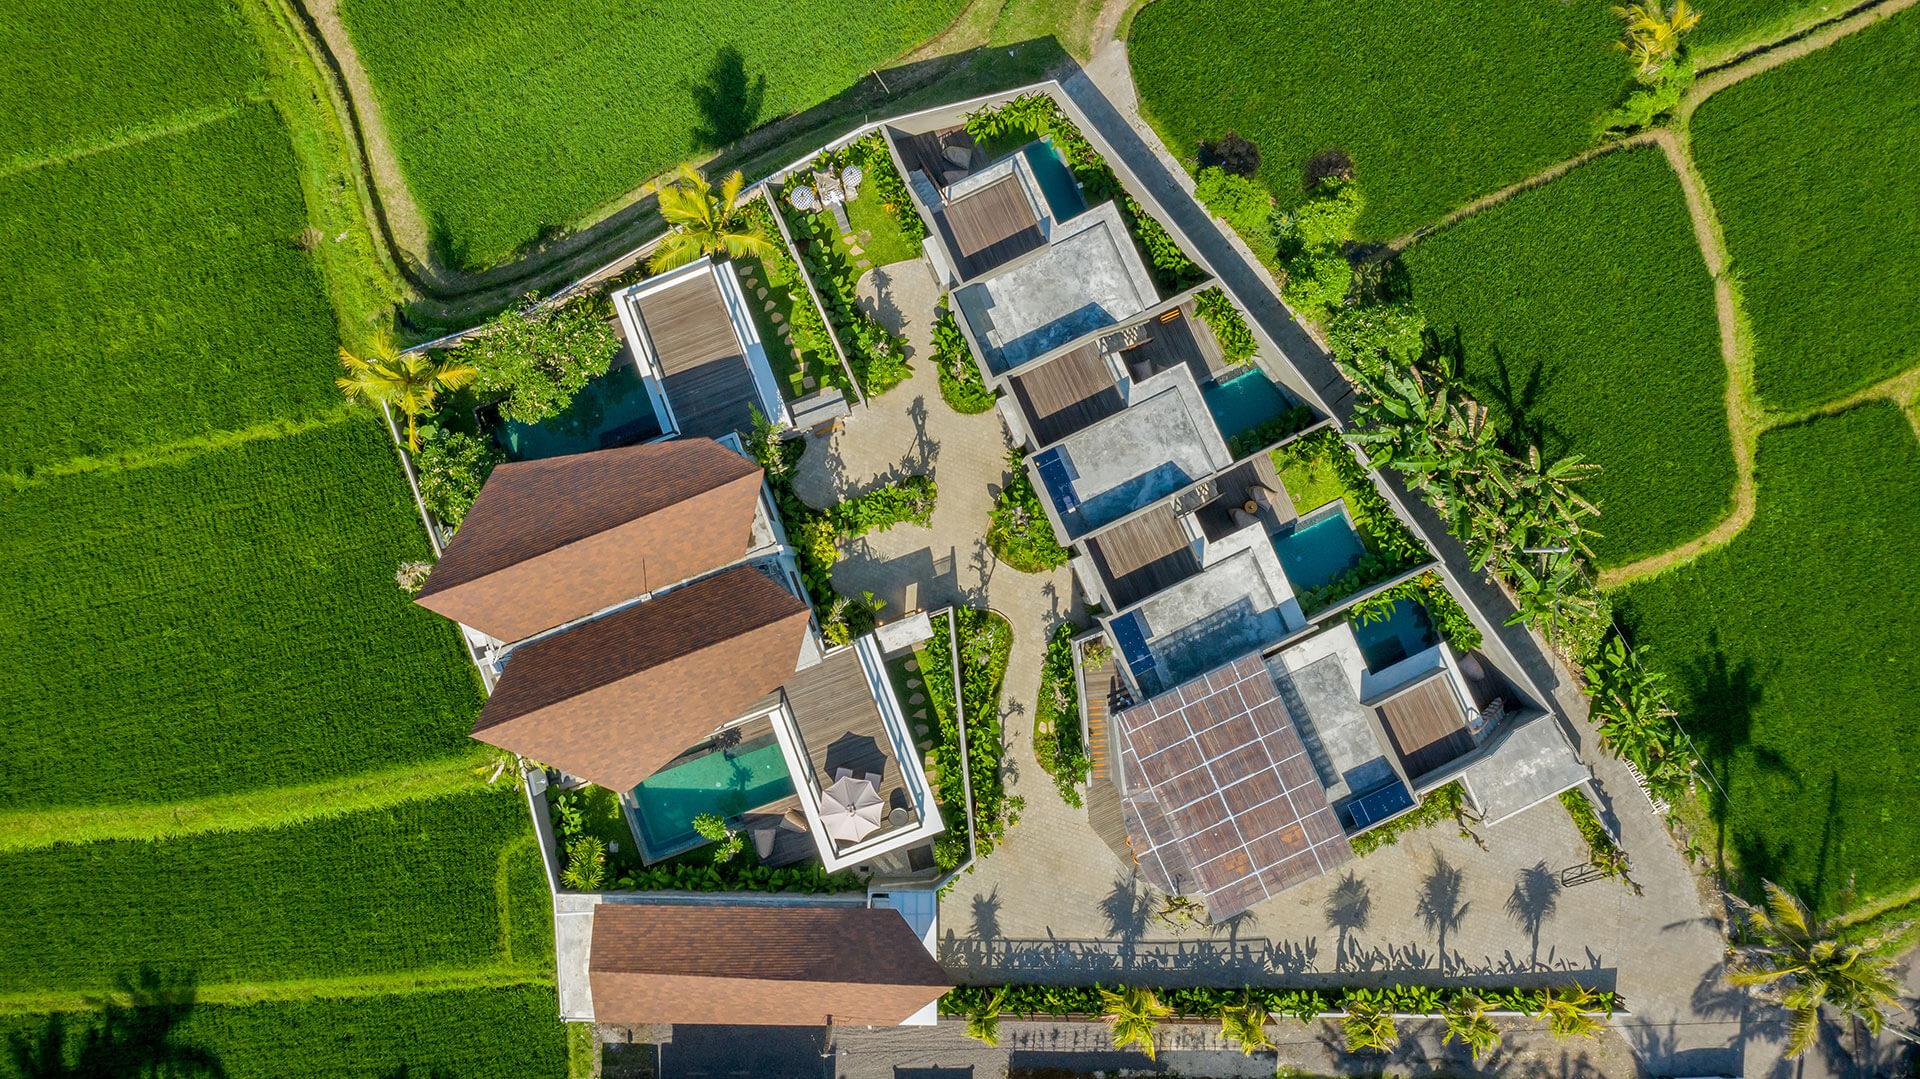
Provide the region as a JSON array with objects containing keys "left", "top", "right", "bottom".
[
  {"left": 1726, "top": 881, "right": 1908, "bottom": 1059},
  {"left": 1100, "top": 986, "right": 1170, "bottom": 1060},
  {"left": 336, "top": 330, "right": 476, "bottom": 451},
  {"left": 1536, "top": 984, "right": 1610, "bottom": 1040},
  {"left": 1218, "top": 998, "right": 1274, "bottom": 1055},
  {"left": 963, "top": 988, "right": 1008, "bottom": 1047},
  {"left": 1442, "top": 992, "right": 1502, "bottom": 1061},
  {"left": 648, "top": 165, "right": 776, "bottom": 272},
  {"left": 1614, "top": 1, "right": 1703, "bottom": 74}
]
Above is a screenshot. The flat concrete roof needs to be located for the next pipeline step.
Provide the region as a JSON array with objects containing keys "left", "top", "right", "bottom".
[
  {"left": 1461, "top": 717, "right": 1590, "bottom": 824},
  {"left": 1121, "top": 546, "right": 1291, "bottom": 696},
  {"left": 955, "top": 202, "right": 1156, "bottom": 374},
  {"left": 1044, "top": 375, "right": 1228, "bottom": 535},
  {"left": 1269, "top": 623, "right": 1397, "bottom": 807}
]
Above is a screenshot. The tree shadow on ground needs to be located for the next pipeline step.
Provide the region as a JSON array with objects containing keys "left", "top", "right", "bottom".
[
  {"left": 1417, "top": 851, "right": 1471, "bottom": 973},
  {"left": 691, "top": 46, "right": 766, "bottom": 150},
  {"left": 971, "top": 885, "right": 1002, "bottom": 940},
  {"left": 1507, "top": 861, "right": 1562, "bottom": 970},
  {"left": 1101, "top": 873, "right": 1155, "bottom": 948},
  {"left": 1326, "top": 871, "right": 1372, "bottom": 971},
  {"left": 9, "top": 968, "right": 221, "bottom": 1079}
]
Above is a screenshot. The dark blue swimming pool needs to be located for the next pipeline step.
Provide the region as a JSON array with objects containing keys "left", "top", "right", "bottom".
[{"left": 1023, "top": 139, "right": 1085, "bottom": 221}]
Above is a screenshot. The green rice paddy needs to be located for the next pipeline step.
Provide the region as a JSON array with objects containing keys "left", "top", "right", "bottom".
[
  {"left": 1401, "top": 147, "right": 1736, "bottom": 566},
  {"left": 1129, "top": 0, "right": 1632, "bottom": 239},
  {"left": 1690, "top": 11, "right": 1920, "bottom": 411},
  {"left": 1614, "top": 404, "right": 1920, "bottom": 907}
]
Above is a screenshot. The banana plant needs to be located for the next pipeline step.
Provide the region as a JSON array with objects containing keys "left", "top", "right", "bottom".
[
  {"left": 1218, "top": 998, "right": 1274, "bottom": 1055},
  {"left": 1442, "top": 992, "right": 1502, "bottom": 1061}
]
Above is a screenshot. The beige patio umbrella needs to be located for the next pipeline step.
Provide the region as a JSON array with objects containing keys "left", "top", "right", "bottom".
[{"left": 819, "top": 775, "right": 884, "bottom": 843}]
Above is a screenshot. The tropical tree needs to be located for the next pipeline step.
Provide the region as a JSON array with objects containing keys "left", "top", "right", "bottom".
[
  {"left": 1501, "top": 551, "right": 1604, "bottom": 642},
  {"left": 1100, "top": 985, "right": 1171, "bottom": 1060},
  {"left": 1442, "top": 992, "right": 1502, "bottom": 1061},
  {"left": 336, "top": 330, "right": 476, "bottom": 451},
  {"left": 1536, "top": 984, "right": 1610, "bottom": 1040},
  {"left": 1218, "top": 998, "right": 1274, "bottom": 1055},
  {"left": 560, "top": 835, "right": 607, "bottom": 891},
  {"left": 1581, "top": 637, "right": 1699, "bottom": 802},
  {"left": 1726, "top": 881, "right": 1909, "bottom": 1059},
  {"left": 1614, "top": 1, "right": 1703, "bottom": 75},
  {"left": 1341, "top": 989, "right": 1399, "bottom": 1053},
  {"left": 964, "top": 987, "right": 1008, "bottom": 1047},
  {"left": 649, "top": 165, "right": 777, "bottom": 272}
]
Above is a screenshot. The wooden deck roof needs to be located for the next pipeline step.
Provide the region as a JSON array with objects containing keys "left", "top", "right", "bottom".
[
  {"left": 1376, "top": 675, "right": 1474, "bottom": 779},
  {"left": 631, "top": 272, "right": 760, "bottom": 441},
  {"left": 942, "top": 176, "right": 1044, "bottom": 279},
  {"left": 1086, "top": 504, "right": 1199, "bottom": 609},
  {"left": 1009, "top": 341, "right": 1124, "bottom": 446}
]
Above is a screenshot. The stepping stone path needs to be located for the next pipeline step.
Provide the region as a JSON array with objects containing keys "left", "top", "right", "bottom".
[
  {"left": 914, "top": 724, "right": 931, "bottom": 738},
  {"left": 770, "top": 311, "right": 783, "bottom": 323},
  {"left": 855, "top": 258, "right": 872, "bottom": 269},
  {"left": 848, "top": 243, "right": 864, "bottom": 256},
  {"left": 756, "top": 287, "right": 769, "bottom": 299},
  {"left": 907, "top": 678, "right": 921, "bottom": 688},
  {"left": 909, "top": 693, "right": 925, "bottom": 705},
  {"left": 904, "top": 659, "right": 918, "bottom": 672},
  {"left": 802, "top": 376, "right": 816, "bottom": 390},
  {"left": 763, "top": 300, "right": 776, "bottom": 312},
  {"left": 776, "top": 323, "right": 791, "bottom": 337}
]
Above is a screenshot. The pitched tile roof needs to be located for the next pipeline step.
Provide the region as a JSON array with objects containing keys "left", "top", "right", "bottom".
[
  {"left": 415, "top": 439, "right": 763, "bottom": 642},
  {"left": 588, "top": 903, "right": 950, "bottom": 1026},
  {"left": 471, "top": 566, "right": 811, "bottom": 789},
  {"left": 1115, "top": 653, "right": 1353, "bottom": 919}
]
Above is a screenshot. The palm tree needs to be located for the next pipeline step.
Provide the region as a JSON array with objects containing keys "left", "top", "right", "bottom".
[
  {"left": 1726, "top": 881, "right": 1908, "bottom": 1059},
  {"left": 1535, "top": 984, "right": 1611, "bottom": 1040},
  {"left": 1442, "top": 992, "right": 1502, "bottom": 1061},
  {"left": 336, "top": 330, "right": 476, "bottom": 451},
  {"left": 1100, "top": 986, "right": 1170, "bottom": 1060},
  {"left": 1218, "top": 998, "right": 1274, "bottom": 1055},
  {"left": 648, "top": 165, "right": 777, "bottom": 272},
  {"left": 963, "top": 988, "right": 1008, "bottom": 1047},
  {"left": 1613, "top": 1, "right": 1703, "bottom": 75}
]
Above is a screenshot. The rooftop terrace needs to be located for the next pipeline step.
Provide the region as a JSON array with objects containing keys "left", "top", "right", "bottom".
[{"left": 615, "top": 259, "right": 788, "bottom": 441}]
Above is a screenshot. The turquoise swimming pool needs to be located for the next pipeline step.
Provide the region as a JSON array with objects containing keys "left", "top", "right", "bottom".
[
  {"left": 1023, "top": 138, "right": 1085, "bottom": 221},
  {"left": 497, "top": 360, "right": 660, "bottom": 460},
  {"left": 1203, "top": 368, "right": 1291, "bottom": 446},
  {"left": 629, "top": 734, "right": 795, "bottom": 858},
  {"left": 1271, "top": 505, "right": 1365, "bottom": 592}
]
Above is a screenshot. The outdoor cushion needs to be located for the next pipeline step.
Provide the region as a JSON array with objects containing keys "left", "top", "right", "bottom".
[{"left": 943, "top": 144, "right": 973, "bottom": 168}]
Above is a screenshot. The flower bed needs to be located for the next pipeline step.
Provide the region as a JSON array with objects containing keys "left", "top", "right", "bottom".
[
  {"left": 988, "top": 448, "right": 1070, "bottom": 573},
  {"left": 941, "top": 982, "right": 1619, "bottom": 1020},
  {"left": 933, "top": 306, "right": 994, "bottom": 414},
  {"left": 1032, "top": 623, "right": 1091, "bottom": 807},
  {"left": 921, "top": 609, "right": 1020, "bottom": 869}
]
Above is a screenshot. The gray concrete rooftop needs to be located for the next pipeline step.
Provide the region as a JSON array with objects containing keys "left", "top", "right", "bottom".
[
  {"left": 1461, "top": 716, "right": 1590, "bottom": 824},
  {"left": 1269, "top": 626, "right": 1397, "bottom": 807},
  {"left": 1122, "top": 547, "right": 1290, "bottom": 696},
  {"left": 1048, "top": 376, "right": 1228, "bottom": 534},
  {"left": 954, "top": 202, "right": 1156, "bottom": 373}
]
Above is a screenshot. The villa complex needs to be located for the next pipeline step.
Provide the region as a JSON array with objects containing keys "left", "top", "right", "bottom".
[{"left": 411, "top": 83, "right": 1597, "bottom": 1027}]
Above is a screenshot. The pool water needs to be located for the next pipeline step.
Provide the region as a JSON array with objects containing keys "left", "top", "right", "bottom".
[
  {"left": 497, "top": 359, "right": 660, "bottom": 460},
  {"left": 629, "top": 735, "right": 795, "bottom": 856},
  {"left": 1351, "top": 599, "right": 1437, "bottom": 671},
  {"left": 1023, "top": 139, "right": 1086, "bottom": 221},
  {"left": 1203, "top": 369, "right": 1292, "bottom": 447},
  {"left": 1271, "top": 506, "right": 1366, "bottom": 592}
]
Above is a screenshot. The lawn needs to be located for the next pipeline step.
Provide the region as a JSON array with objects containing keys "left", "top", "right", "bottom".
[
  {"left": 0, "top": 787, "right": 549, "bottom": 996},
  {"left": 1128, "top": 0, "right": 1632, "bottom": 240},
  {"left": 338, "top": 0, "right": 967, "bottom": 267},
  {"left": 1690, "top": 11, "right": 1920, "bottom": 412},
  {"left": 1401, "top": 147, "right": 1735, "bottom": 566},
  {"left": 0, "top": 985, "right": 568, "bottom": 1077},
  {"left": 0, "top": 0, "right": 263, "bottom": 166},
  {"left": 0, "top": 102, "right": 342, "bottom": 474},
  {"left": 1612, "top": 403, "right": 1920, "bottom": 907},
  {"left": 0, "top": 417, "right": 483, "bottom": 811}
]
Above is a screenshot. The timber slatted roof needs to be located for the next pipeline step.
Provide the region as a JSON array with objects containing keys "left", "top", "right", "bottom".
[
  {"left": 415, "top": 439, "right": 763, "bottom": 642},
  {"left": 942, "top": 175, "right": 1044, "bottom": 279},
  {"left": 1376, "top": 674, "right": 1474, "bottom": 780},
  {"left": 471, "top": 566, "right": 811, "bottom": 790},
  {"left": 588, "top": 904, "right": 950, "bottom": 1027},
  {"left": 1009, "top": 341, "right": 1124, "bottom": 446},
  {"left": 1086, "top": 504, "right": 1199, "bottom": 609},
  {"left": 1116, "top": 654, "right": 1352, "bottom": 918},
  {"left": 631, "top": 271, "right": 761, "bottom": 440}
]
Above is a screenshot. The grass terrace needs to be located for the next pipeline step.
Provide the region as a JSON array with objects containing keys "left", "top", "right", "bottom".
[{"left": 1401, "top": 147, "right": 1735, "bottom": 566}]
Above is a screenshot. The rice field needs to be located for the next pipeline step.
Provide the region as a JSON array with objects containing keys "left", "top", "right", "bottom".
[
  {"left": 1401, "top": 147, "right": 1735, "bottom": 566},
  {"left": 1129, "top": 0, "right": 1632, "bottom": 239},
  {"left": 1689, "top": 10, "right": 1920, "bottom": 411},
  {"left": 1613, "top": 404, "right": 1920, "bottom": 906},
  {"left": 338, "top": 0, "right": 967, "bottom": 266},
  {"left": 0, "top": 985, "right": 568, "bottom": 1078},
  {"left": 0, "top": 788, "right": 548, "bottom": 996}
]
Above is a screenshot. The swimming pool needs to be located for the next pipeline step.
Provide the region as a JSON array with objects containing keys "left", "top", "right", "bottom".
[
  {"left": 497, "top": 359, "right": 660, "bottom": 460},
  {"left": 1350, "top": 599, "right": 1437, "bottom": 671},
  {"left": 1271, "top": 504, "right": 1365, "bottom": 592},
  {"left": 629, "top": 734, "right": 795, "bottom": 859},
  {"left": 1203, "top": 369, "right": 1292, "bottom": 447},
  {"left": 1023, "top": 139, "right": 1086, "bottom": 221}
]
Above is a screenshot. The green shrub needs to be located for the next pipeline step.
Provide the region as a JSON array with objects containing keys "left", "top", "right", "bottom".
[
  {"left": 845, "top": 132, "right": 927, "bottom": 243},
  {"left": 1344, "top": 571, "right": 1483, "bottom": 652},
  {"left": 1193, "top": 286, "right": 1258, "bottom": 365},
  {"left": 933, "top": 308, "right": 995, "bottom": 414},
  {"left": 1288, "top": 180, "right": 1365, "bottom": 248},
  {"left": 942, "top": 981, "right": 1615, "bottom": 1019},
  {"left": 456, "top": 297, "right": 620, "bottom": 425},
  {"left": 1032, "top": 623, "right": 1091, "bottom": 807},
  {"left": 1194, "top": 165, "right": 1273, "bottom": 257},
  {"left": 1120, "top": 193, "right": 1205, "bottom": 295},
  {"left": 782, "top": 195, "right": 914, "bottom": 396},
  {"left": 988, "top": 449, "right": 1071, "bottom": 573},
  {"left": 1560, "top": 788, "right": 1640, "bottom": 893},
  {"left": 920, "top": 611, "right": 1021, "bottom": 867},
  {"left": 414, "top": 426, "right": 503, "bottom": 528},
  {"left": 612, "top": 859, "right": 862, "bottom": 894},
  {"left": 1350, "top": 781, "right": 1476, "bottom": 855},
  {"left": 1225, "top": 404, "right": 1315, "bottom": 459},
  {"left": 1325, "top": 303, "right": 1427, "bottom": 376},
  {"left": 833, "top": 474, "right": 937, "bottom": 535},
  {"left": 1597, "top": 62, "right": 1694, "bottom": 139},
  {"left": 561, "top": 834, "right": 608, "bottom": 891},
  {"left": 1279, "top": 245, "right": 1354, "bottom": 319}
]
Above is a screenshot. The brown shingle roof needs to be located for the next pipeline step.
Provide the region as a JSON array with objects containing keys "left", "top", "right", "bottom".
[
  {"left": 415, "top": 439, "right": 762, "bottom": 642},
  {"left": 472, "top": 566, "right": 811, "bottom": 789},
  {"left": 588, "top": 904, "right": 950, "bottom": 1026}
]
